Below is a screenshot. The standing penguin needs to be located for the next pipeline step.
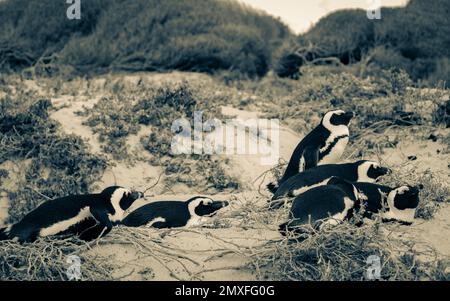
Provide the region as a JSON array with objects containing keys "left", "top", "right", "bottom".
[
  {"left": 268, "top": 110, "right": 354, "bottom": 193},
  {"left": 122, "top": 196, "right": 229, "bottom": 229},
  {"left": 0, "top": 186, "right": 143, "bottom": 243},
  {"left": 269, "top": 160, "right": 391, "bottom": 209}
]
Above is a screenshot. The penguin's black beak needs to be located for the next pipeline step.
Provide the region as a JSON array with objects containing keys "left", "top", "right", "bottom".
[
  {"left": 210, "top": 200, "right": 230, "bottom": 209},
  {"left": 344, "top": 111, "right": 354, "bottom": 120},
  {"left": 413, "top": 184, "right": 424, "bottom": 193},
  {"left": 130, "top": 191, "right": 144, "bottom": 200},
  {"left": 378, "top": 167, "right": 392, "bottom": 176}
]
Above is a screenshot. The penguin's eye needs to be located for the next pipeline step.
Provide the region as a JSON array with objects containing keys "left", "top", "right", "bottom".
[
  {"left": 202, "top": 199, "right": 212, "bottom": 205},
  {"left": 397, "top": 187, "right": 409, "bottom": 195}
]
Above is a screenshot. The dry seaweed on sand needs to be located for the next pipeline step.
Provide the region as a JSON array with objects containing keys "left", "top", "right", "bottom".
[
  {"left": 246, "top": 221, "right": 448, "bottom": 281},
  {"left": 0, "top": 237, "right": 114, "bottom": 281},
  {"left": 379, "top": 162, "right": 450, "bottom": 220}
]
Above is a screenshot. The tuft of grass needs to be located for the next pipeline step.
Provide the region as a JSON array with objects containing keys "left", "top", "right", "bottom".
[
  {"left": 0, "top": 237, "right": 114, "bottom": 281},
  {"left": 380, "top": 165, "right": 450, "bottom": 220}
]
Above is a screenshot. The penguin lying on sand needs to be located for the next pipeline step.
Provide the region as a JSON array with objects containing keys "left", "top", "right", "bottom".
[
  {"left": 122, "top": 196, "right": 229, "bottom": 229},
  {"left": 269, "top": 160, "right": 391, "bottom": 209},
  {"left": 353, "top": 181, "right": 422, "bottom": 225},
  {"left": 0, "top": 186, "right": 143, "bottom": 243},
  {"left": 279, "top": 177, "right": 421, "bottom": 237},
  {"left": 278, "top": 177, "right": 359, "bottom": 237},
  {"left": 268, "top": 110, "right": 354, "bottom": 193}
]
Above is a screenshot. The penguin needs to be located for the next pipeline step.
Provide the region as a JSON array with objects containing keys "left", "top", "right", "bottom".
[
  {"left": 352, "top": 182, "right": 422, "bottom": 225},
  {"left": 0, "top": 186, "right": 143, "bottom": 243},
  {"left": 267, "top": 110, "right": 354, "bottom": 193},
  {"left": 269, "top": 160, "right": 391, "bottom": 209},
  {"left": 279, "top": 177, "right": 359, "bottom": 237},
  {"left": 279, "top": 178, "right": 422, "bottom": 237},
  {"left": 122, "top": 196, "right": 229, "bottom": 229}
]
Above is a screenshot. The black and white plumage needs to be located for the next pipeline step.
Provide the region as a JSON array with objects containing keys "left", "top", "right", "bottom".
[
  {"left": 279, "top": 177, "right": 422, "bottom": 237},
  {"left": 267, "top": 110, "right": 354, "bottom": 193},
  {"left": 279, "top": 177, "right": 359, "bottom": 236},
  {"left": 0, "top": 186, "right": 143, "bottom": 243},
  {"left": 269, "top": 160, "right": 391, "bottom": 209},
  {"left": 121, "top": 196, "right": 229, "bottom": 229},
  {"left": 353, "top": 182, "right": 421, "bottom": 225}
]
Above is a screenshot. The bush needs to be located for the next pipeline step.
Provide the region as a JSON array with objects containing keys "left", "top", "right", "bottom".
[
  {"left": 0, "top": 0, "right": 290, "bottom": 77},
  {"left": 305, "top": 9, "right": 375, "bottom": 63},
  {"left": 273, "top": 38, "right": 304, "bottom": 79},
  {"left": 276, "top": 0, "right": 450, "bottom": 83},
  {"left": 426, "top": 57, "right": 450, "bottom": 88},
  {"left": 0, "top": 0, "right": 104, "bottom": 72}
]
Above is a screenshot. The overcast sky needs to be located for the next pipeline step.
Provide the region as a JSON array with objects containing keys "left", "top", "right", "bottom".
[{"left": 238, "top": 0, "right": 409, "bottom": 33}]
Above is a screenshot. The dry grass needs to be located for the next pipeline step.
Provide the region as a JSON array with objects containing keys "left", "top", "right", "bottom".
[
  {"left": 0, "top": 238, "right": 114, "bottom": 281},
  {"left": 245, "top": 221, "right": 449, "bottom": 281}
]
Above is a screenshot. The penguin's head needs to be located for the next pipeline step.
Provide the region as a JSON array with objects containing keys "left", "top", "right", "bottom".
[
  {"left": 384, "top": 185, "right": 422, "bottom": 224},
  {"left": 357, "top": 160, "right": 391, "bottom": 182},
  {"left": 322, "top": 110, "right": 354, "bottom": 129},
  {"left": 101, "top": 186, "right": 144, "bottom": 211},
  {"left": 187, "top": 196, "right": 230, "bottom": 217}
]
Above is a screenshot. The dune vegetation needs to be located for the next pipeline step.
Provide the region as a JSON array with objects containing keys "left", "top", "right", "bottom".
[{"left": 0, "top": 0, "right": 449, "bottom": 281}]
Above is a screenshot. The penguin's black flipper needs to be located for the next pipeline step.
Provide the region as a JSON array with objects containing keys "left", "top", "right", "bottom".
[
  {"left": 79, "top": 208, "right": 113, "bottom": 241},
  {"left": 0, "top": 227, "right": 9, "bottom": 241},
  {"left": 78, "top": 224, "right": 110, "bottom": 241},
  {"left": 266, "top": 182, "right": 279, "bottom": 194},
  {"left": 326, "top": 176, "right": 358, "bottom": 200},
  {"left": 151, "top": 221, "right": 169, "bottom": 229},
  {"left": 303, "top": 146, "right": 319, "bottom": 170},
  {"left": 279, "top": 220, "right": 310, "bottom": 242}
]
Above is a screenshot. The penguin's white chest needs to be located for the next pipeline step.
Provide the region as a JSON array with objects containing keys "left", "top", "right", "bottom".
[
  {"left": 39, "top": 207, "right": 92, "bottom": 237},
  {"left": 185, "top": 216, "right": 206, "bottom": 227},
  {"left": 319, "top": 135, "right": 349, "bottom": 165}
]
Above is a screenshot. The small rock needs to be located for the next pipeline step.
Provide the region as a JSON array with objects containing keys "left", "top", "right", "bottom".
[{"left": 408, "top": 155, "right": 417, "bottom": 161}]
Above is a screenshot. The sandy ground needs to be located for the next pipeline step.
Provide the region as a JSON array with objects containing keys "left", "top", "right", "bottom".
[{"left": 1, "top": 73, "right": 449, "bottom": 279}]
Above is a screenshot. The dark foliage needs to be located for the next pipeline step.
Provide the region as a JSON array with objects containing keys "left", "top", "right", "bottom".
[{"left": 0, "top": 0, "right": 291, "bottom": 77}]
